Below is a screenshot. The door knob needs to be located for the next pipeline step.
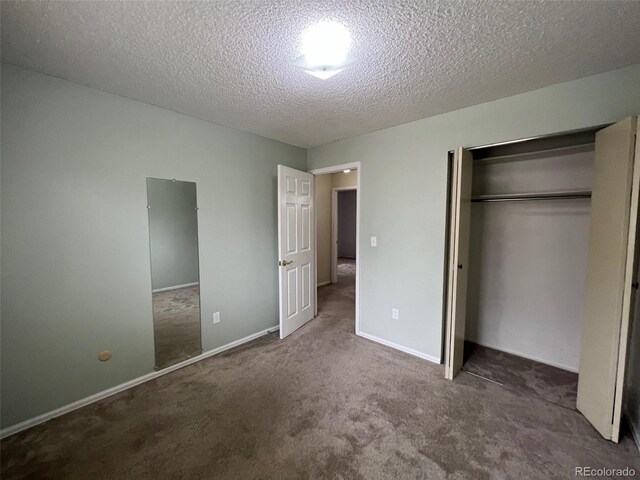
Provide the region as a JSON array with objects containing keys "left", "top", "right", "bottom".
[
  {"left": 458, "top": 264, "right": 463, "bottom": 270},
  {"left": 279, "top": 260, "right": 293, "bottom": 266}
]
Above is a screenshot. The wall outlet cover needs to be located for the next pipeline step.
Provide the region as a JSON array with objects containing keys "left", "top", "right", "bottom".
[{"left": 213, "top": 312, "right": 221, "bottom": 324}]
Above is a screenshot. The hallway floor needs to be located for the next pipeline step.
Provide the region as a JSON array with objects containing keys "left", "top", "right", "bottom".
[
  {"left": 1, "top": 259, "right": 638, "bottom": 479},
  {"left": 317, "top": 258, "right": 356, "bottom": 327}
]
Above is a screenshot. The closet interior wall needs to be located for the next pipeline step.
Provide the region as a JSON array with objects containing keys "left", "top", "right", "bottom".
[{"left": 465, "top": 133, "right": 597, "bottom": 372}]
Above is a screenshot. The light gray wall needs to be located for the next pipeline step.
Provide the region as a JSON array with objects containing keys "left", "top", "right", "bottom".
[
  {"left": 308, "top": 64, "right": 640, "bottom": 360},
  {"left": 147, "top": 178, "right": 199, "bottom": 291},
  {"left": 338, "top": 190, "right": 357, "bottom": 258},
  {"left": 0, "top": 64, "right": 306, "bottom": 429},
  {"left": 466, "top": 147, "right": 594, "bottom": 372}
]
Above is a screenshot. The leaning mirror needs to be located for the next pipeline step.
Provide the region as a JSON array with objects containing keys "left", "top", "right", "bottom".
[{"left": 147, "top": 178, "right": 202, "bottom": 370}]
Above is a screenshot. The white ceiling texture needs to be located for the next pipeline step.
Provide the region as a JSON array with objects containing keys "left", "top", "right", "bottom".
[{"left": 2, "top": 1, "right": 639, "bottom": 148}]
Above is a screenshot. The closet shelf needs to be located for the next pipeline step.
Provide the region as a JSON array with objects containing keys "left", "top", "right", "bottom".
[
  {"left": 471, "top": 190, "right": 592, "bottom": 203},
  {"left": 473, "top": 142, "right": 595, "bottom": 163}
]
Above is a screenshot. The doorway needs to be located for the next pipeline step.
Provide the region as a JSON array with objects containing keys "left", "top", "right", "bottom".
[
  {"left": 332, "top": 187, "right": 357, "bottom": 284},
  {"left": 309, "top": 163, "right": 361, "bottom": 334}
]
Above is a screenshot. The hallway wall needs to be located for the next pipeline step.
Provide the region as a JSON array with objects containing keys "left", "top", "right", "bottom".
[
  {"left": 315, "top": 174, "right": 333, "bottom": 286},
  {"left": 332, "top": 170, "right": 357, "bottom": 188}
]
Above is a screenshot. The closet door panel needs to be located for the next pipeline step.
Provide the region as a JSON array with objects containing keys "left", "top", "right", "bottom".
[
  {"left": 445, "top": 147, "right": 473, "bottom": 380},
  {"left": 577, "top": 116, "right": 638, "bottom": 441}
]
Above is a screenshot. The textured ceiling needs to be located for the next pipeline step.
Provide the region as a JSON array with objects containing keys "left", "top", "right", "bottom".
[{"left": 2, "top": 1, "right": 640, "bottom": 148}]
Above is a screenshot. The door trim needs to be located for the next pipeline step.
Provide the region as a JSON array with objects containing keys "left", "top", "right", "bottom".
[
  {"left": 332, "top": 187, "right": 358, "bottom": 284},
  {"left": 309, "top": 162, "right": 361, "bottom": 335}
]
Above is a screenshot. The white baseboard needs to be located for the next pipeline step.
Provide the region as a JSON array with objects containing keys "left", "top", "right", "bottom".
[
  {"left": 152, "top": 282, "right": 199, "bottom": 293},
  {"left": 357, "top": 331, "right": 441, "bottom": 364},
  {"left": 317, "top": 281, "right": 330, "bottom": 287},
  {"left": 468, "top": 339, "right": 578, "bottom": 373},
  {"left": 0, "top": 325, "right": 279, "bottom": 439}
]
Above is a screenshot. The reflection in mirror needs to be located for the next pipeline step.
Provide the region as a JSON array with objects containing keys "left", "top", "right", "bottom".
[{"left": 147, "top": 178, "right": 202, "bottom": 370}]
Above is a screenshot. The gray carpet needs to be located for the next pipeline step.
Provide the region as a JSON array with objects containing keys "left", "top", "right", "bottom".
[
  {"left": 152, "top": 285, "right": 202, "bottom": 369},
  {"left": 1, "top": 261, "right": 639, "bottom": 479},
  {"left": 463, "top": 342, "right": 579, "bottom": 411}
]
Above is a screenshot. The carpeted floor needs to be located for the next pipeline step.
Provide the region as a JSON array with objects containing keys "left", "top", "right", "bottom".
[
  {"left": 1, "top": 259, "right": 639, "bottom": 479},
  {"left": 152, "top": 285, "right": 202, "bottom": 369},
  {"left": 462, "top": 342, "right": 579, "bottom": 411}
]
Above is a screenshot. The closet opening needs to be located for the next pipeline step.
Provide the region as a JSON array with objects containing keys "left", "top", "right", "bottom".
[
  {"left": 444, "top": 126, "right": 603, "bottom": 409},
  {"left": 447, "top": 117, "right": 640, "bottom": 442}
]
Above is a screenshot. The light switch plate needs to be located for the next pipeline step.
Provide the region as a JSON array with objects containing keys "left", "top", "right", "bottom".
[
  {"left": 213, "top": 312, "right": 221, "bottom": 324},
  {"left": 371, "top": 236, "right": 377, "bottom": 247}
]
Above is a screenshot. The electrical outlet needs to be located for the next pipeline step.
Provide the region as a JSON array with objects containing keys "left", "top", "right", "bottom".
[
  {"left": 213, "top": 312, "right": 221, "bottom": 324},
  {"left": 392, "top": 308, "right": 399, "bottom": 320}
]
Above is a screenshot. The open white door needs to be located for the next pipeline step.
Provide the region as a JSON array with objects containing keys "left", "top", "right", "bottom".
[
  {"left": 277, "top": 165, "right": 315, "bottom": 339},
  {"left": 445, "top": 148, "right": 473, "bottom": 380},
  {"left": 577, "top": 116, "right": 639, "bottom": 442}
]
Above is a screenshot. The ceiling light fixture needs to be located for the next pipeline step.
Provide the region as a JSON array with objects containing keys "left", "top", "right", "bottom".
[
  {"left": 294, "top": 21, "right": 352, "bottom": 80},
  {"left": 343, "top": 169, "right": 351, "bottom": 173}
]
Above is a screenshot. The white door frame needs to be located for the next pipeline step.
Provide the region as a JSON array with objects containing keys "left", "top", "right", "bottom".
[
  {"left": 309, "top": 162, "right": 361, "bottom": 335},
  {"left": 332, "top": 186, "right": 358, "bottom": 284}
]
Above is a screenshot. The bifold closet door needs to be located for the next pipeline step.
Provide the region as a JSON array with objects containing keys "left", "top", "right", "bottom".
[
  {"left": 445, "top": 147, "right": 473, "bottom": 380},
  {"left": 577, "top": 116, "right": 639, "bottom": 442}
]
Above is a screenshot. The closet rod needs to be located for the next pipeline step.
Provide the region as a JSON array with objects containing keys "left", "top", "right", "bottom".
[{"left": 471, "top": 190, "right": 592, "bottom": 203}]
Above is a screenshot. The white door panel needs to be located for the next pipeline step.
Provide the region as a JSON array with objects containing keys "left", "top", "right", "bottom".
[
  {"left": 445, "top": 147, "right": 473, "bottom": 380},
  {"left": 278, "top": 165, "right": 315, "bottom": 338},
  {"left": 577, "top": 116, "right": 639, "bottom": 442}
]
